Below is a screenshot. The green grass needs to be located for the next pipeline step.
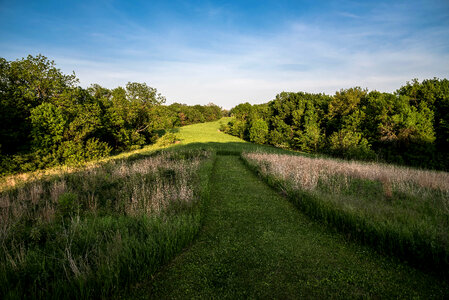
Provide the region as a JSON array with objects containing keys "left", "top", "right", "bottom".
[
  {"left": 2, "top": 118, "right": 449, "bottom": 298},
  {"left": 0, "top": 150, "right": 214, "bottom": 299},
  {"left": 167, "top": 118, "right": 305, "bottom": 155},
  {"left": 242, "top": 152, "right": 449, "bottom": 276},
  {"left": 175, "top": 117, "right": 244, "bottom": 144},
  {"left": 127, "top": 155, "right": 449, "bottom": 298}
]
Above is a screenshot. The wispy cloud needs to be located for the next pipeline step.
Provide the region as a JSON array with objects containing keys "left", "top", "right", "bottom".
[
  {"left": 337, "top": 11, "right": 361, "bottom": 19},
  {"left": 1, "top": 0, "right": 448, "bottom": 108}
]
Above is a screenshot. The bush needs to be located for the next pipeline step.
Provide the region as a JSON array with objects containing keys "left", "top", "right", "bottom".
[
  {"left": 328, "top": 129, "right": 375, "bottom": 160},
  {"left": 55, "top": 139, "right": 111, "bottom": 166},
  {"left": 230, "top": 120, "right": 247, "bottom": 139},
  {"left": 158, "top": 133, "right": 178, "bottom": 146},
  {"left": 249, "top": 119, "right": 268, "bottom": 144},
  {"left": 84, "top": 138, "right": 112, "bottom": 160},
  {"left": 219, "top": 122, "right": 230, "bottom": 133}
]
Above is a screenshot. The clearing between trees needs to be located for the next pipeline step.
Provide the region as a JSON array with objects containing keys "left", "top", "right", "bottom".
[{"left": 1, "top": 119, "right": 448, "bottom": 299}]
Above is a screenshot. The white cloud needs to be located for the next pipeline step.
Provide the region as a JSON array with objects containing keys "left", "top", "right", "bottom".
[{"left": 5, "top": 8, "right": 447, "bottom": 110}]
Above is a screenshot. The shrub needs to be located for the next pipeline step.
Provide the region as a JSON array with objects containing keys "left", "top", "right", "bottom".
[
  {"left": 55, "top": 139, "right": 111, "bottom": 166},
  {"left": 219, "top": 122, "right": 231, "bottom": 133},
  {"left": 230, "top": 119, "right": 247, "bottom": 139},
  {"left": 84, "top": 138, "right": 112, "bottom": 160},
  {"left": 249, "top": 119, "right": 268, "bottom": 144},
  {"left": 158, "top": 133, "right": 178, "bottom": 146}
]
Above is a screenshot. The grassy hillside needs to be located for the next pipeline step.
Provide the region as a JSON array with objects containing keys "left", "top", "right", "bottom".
[
  {"left": 172, "top": 117, "right": 285, "bottom": 154},
  {"left": 176, "top": 117, "right": 244, "bottom": 144},
  {"left": 1, "top": 118, "right": 448, "bottom": 298},
  {"left": 0, "top": 148, "right": 215, "bottom": 298}
]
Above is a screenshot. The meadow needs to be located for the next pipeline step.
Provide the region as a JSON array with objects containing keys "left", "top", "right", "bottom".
[
  {"left": 1, "top": 118, "right": 448, "bottom": 298},
  {"left": 0, "top": 149, "right": 214, "bottom": 298},
  {"left": 242, "top": 152, "right": 449, "bottom": 275}
]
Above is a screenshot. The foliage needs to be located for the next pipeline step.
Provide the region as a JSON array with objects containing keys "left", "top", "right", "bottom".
[
  {"left": 0, "top": 55, "right": 77, "bottom": 155},
  {"left": 226, "top": 80, "right": 449, "bottom": 170},
  {"left": 230, "top": 102, "right": 252, "bottom": 120},
  {"left": 30, "top": 102, "right": 66, "bottom": 150},
  {"left": 0, "top": 55, "right": 223, "bottom": 175},
  {"left": 227, "top": 119, "right": 247, "bottom": 139},
  {"left": 249, "top": 119, "right": 268, "bottom": 144},
  {"left": 158, "top": 133, "right": 178, "bottom": 146}
]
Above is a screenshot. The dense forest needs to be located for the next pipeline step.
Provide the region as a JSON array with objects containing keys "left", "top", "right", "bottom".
[
  {"left": 0, "top": 55, "right": 223, "bottom": 175},
  {"left": 223, "top": 79, "right": 449, "bottom": 170}
]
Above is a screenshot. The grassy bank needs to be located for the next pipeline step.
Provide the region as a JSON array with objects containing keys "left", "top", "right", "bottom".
[
  {"left": 242, "top": 152, "right": 449, "bottom": 275},
  {"left": 0, "top": 149, "right": 214, "bottom": 299}
]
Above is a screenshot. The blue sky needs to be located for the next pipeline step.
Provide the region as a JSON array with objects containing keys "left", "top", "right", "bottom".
[{"left": 1, "top": 0, "right": 449, "bottom": 108}]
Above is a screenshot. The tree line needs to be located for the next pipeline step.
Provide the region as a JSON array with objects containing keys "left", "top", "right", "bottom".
[
  {"left": 0, "top": 55, "right": 222, "bottom": 175},
  {"left": 222, "top": 79, "right": 449, "bottom": 170}
]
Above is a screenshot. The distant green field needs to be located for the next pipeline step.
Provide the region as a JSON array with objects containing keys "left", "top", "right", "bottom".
[
  {"left": 168, "top": 117, "right": 301, "bottom": 155},
  {"left": 175, "top": 117, "right": 243, "bottom": 144}
]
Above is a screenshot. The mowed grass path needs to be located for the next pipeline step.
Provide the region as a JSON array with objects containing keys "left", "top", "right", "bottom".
[{"left": 128, "top": 155, "right": 448, "bottom": 299}]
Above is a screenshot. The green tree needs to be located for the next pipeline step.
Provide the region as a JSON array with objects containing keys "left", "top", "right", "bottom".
[
  {"left": 126, "top": 82, "right": 166, "bottom": 106},
  {"left": 30, "top": 102, "right": 66, "bottom": 150},
  {"left": 249, "top": 119, "right": 269, "bottom": 144},
  {"left": 326, "top": 87, "right": 367, "bottom": 133},
  {"left": 230, "top": 102, "right": 252, "bottom": 120},
  {"left": 293, "top": 102, "right": 324, "bottom": 152},
  {"left": 324, "top": 87, "right": 374, "bottom": 158},
  {"left": 397, "top": 78, "right": 449, "bottom": 153},
  {"left": 0, "top": 55, "right": 77, "bottom": 154},
  {"left": 361, "top": 90, "right": 436, "bottom": 166}
]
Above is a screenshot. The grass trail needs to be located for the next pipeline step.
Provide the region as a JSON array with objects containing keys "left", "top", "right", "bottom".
[{"left": 128, "top": 155, "right": 448, "bottom": 299}]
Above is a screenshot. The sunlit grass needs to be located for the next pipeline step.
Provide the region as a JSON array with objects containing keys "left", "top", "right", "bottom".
[
  {"left": 0, "top": 118, "right": 238, "bottom": 192},
  {"left": 175, "top": 117, "right": 245, "bottom": 144}
]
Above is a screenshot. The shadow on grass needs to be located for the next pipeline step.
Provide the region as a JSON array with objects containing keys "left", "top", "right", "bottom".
[
  {"left": 1, "top": 141, "right": 330, "bottom": 192},
  {"left": 131, "top": 141, "right": 310, "bottom": 159}
]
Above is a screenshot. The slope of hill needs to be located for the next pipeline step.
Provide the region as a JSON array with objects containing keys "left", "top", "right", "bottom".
[{"left": 1, "top": 118, "right": 448, "bottom": 298}]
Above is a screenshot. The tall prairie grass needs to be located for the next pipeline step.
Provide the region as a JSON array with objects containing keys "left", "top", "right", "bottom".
[
  {"left": 244, "top": 153, "right": 449, "bottom": 192},
  {"left": 0, "top": 149, "right": 213, "bottom": 299},
  {"left": 242, "top": 152, "right": 449, "bottom": 275},
  {"left": 0, "top": 141, "right": 169, "bottom": 193}
]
